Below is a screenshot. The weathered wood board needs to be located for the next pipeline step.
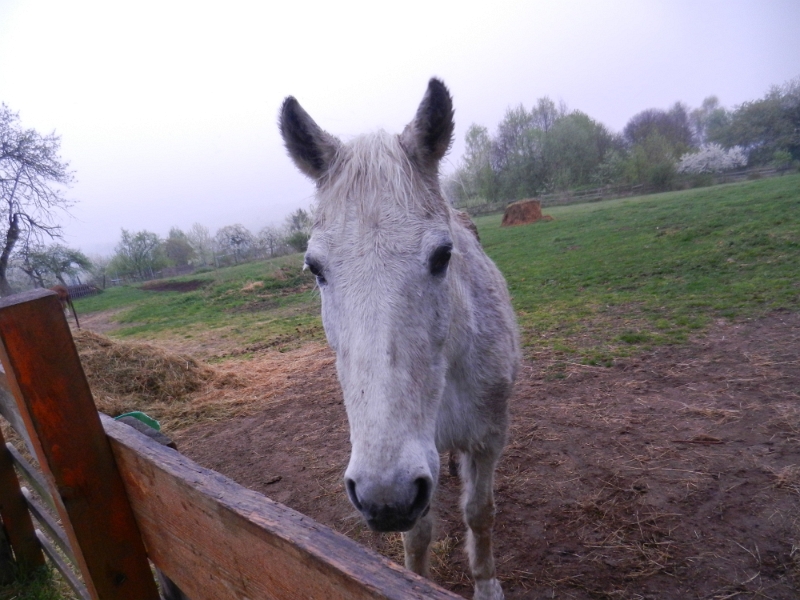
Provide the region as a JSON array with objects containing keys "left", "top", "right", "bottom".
[
  {"left": 104, "top": 415, "right": 462, "bottom": 600},
  {"left": 0, "top": 289, "right": 160, "bottom": 600}
]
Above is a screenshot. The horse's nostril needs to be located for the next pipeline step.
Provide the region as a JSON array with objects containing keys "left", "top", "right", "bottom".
[
  {"left": 345, "top": 478, "right": 362, "bottom": 511},
  {"left": 411, "top": 477, "right": 431, "bottom": 515}
]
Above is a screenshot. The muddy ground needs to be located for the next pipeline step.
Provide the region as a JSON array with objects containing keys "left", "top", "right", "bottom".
[{"left": 153, "top": 312, "right": 797, "bottom": 598}]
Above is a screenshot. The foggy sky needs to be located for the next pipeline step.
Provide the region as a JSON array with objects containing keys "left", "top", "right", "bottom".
[{"left": 1, "top": 0, "right": 798, "bottom": 256}]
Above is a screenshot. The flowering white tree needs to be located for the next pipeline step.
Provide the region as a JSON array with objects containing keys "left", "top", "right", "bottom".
[{"left": 677, "top": 144, "right": 747, "bottom": 174}]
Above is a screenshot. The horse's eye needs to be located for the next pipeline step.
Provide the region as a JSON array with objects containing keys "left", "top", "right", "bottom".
[
  {"left": 429, "top": 244, "right": 452, "bottom": 277},
  {"left": 304, "top": 258, "right": 326, "bottom": 284}
]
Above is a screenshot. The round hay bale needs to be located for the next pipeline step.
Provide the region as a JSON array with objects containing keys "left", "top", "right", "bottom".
[{"left": 501, "top": 199, "right": 553, "bottom": 227}]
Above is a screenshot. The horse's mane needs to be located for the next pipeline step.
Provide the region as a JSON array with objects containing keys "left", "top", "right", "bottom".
[{"left": 315, "top": 131, "right": 447, "bottom": 227}]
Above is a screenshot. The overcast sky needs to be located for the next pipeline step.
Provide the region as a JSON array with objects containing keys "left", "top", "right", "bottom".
[{"left": 1, "top": 0, "right": 798, "bottom": 256}]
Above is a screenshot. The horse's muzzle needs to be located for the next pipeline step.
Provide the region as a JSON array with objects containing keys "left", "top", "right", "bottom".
[{"left": 346, "top": 476, "right": 432, "bottom": 532}]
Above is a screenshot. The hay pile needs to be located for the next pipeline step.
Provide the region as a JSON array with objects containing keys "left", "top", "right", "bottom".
[
  {"left": 74, "top": 331, "right": 216, "bottom": 422},
  {"left": 501, "top": 198, "right": 553, "bottom": 227}
]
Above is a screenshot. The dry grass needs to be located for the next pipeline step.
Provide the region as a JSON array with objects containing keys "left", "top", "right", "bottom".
[
  {"left": 766, "top": 465, "right": 800, "bottom": 497},
  {"left": 75, "top": 331, "right": 215, "bottom": 403},
  {"left": 73, "top": 330, "right": 289, "bottom": 431},
  {"left": 678, "top": 403, "right": 743, "bottom": 424},
  {"left": 75, "top": 331, "right": 217, "bottom": 428},
  {"left": 74, "top": 331, "right": 340, "bottom": 432}
]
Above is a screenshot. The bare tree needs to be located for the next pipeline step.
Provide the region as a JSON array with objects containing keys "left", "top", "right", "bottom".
[
  {"left": 0, "top": 104, "right": 74, "bottom": 295},
  {"left": 215, "top": 224, "right": 254, "bottom": 264},
  {"left": 256, "top": 225, "right": 285, "bottom": 258}
]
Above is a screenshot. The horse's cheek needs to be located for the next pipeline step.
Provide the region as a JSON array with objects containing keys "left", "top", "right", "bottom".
[{"left": 319, "top": 292, "right": 341, "bottom": 352}]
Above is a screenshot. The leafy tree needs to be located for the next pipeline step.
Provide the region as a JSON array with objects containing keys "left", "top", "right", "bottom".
[
  {"left": 458, "top": 124, "right": 496, "bottom": 202},
  {"left": 111, "top": 229, "right": 164, "bottom": 279},
  {"left": 0, "top": 104, "right": 74, "bottom": 295},
  {"left": 690, "top": 96, "right": 729, "bottom": 145},
  {"left": 545, "top": 111, "right": 614, "bottom": 189},
  {"left": 163, "top": 227, "right": 196, "bottom": 267},
  {"left": 453, "top": 99, "right": 616, "bottom": 203},
  {"left": 711, "top": 77, "right": 800, "bottom": 165},
  {"left": 624, "top": 132, "right": 678, "bottom": 189},
  {"left": 530, "top": 96, "right": 564, "bottom": 133},
  {"left": 215, "top": 224, "right": 254, "bottom": 264},
  {"left": 623, "top": 102, "right": 695, "bottom": 157},
  {"left": 284, "top": 209, "right": 312, "bottom": 253},
  {"left": 491, "top": 105, "right": 541, "bottom": 200},
  {"left": 19, "top": 243, "right": 91, "bottom": 287},
  {"left": 187, "top": 222, "right": 214, "bottom": 266}
]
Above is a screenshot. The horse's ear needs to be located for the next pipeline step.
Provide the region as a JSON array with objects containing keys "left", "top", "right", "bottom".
[
  {"left": 279, "top": 97, "right": 340, "bottom": 181},
  {"left": 400, "top": 78, "right": 454, "bottom": 170}
]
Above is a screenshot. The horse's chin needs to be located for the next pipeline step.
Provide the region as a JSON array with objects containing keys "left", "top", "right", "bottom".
[{"left": 364, "top": 503, "right": 430, "bottom": 533}]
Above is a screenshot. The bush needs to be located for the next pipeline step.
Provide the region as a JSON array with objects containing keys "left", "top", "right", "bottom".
[{"left": 285, "top": 231, "right": 310, "bottom": 253}]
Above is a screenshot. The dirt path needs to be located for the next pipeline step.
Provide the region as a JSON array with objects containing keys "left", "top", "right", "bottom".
[{"left": 172, "top": 312, "right": 800, "bottom": 599}]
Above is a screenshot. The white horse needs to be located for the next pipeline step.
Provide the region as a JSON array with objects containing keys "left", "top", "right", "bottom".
[{"left": 279, "top": 79, "right": 519, "bottom": 600}]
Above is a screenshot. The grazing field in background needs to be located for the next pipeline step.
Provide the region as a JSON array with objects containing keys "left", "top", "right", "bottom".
[{"left": 77, "top": 174, "right": 800, "bottom": 361}]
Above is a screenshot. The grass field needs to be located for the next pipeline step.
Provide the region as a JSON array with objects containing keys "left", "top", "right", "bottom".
[
  {"left": 483, "top": 173, "right": 800, "bottom": 364},
  {"left": 76, "top": 174, "right": 800, "bottom": 365},
  {"left": 9, "top": 174, "right": 800, "bottom": 599}
]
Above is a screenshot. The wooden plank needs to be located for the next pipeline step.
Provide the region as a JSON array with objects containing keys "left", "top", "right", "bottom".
[
  {"left": 0, "top": 425, "right": 44, "bottom": 572},
  {"left": 35, "top": 530, "right": 90, "bottom": 600},
  {"left": 0, "top": 289, "right": 159, "bottom": 600},
  {"left": 22, "top": 487, "right": 75, "bottom": 566},
  {"left": 7, "top": 443, "right": 56, "bottom": 512},
  {"left": 103, "top": 415, "right": 462, "bottom": 600}
]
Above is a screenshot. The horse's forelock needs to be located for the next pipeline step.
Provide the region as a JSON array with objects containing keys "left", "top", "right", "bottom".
[{"left": 315, "top": 131, "right": 447, "bottom": 228}]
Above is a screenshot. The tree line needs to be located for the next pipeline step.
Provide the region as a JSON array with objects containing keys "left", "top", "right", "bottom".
[
  {"left": 445, "top": 76, "right": 800, "bottom": 205},
  {"left": 8, "top": 209, "right": 313, "bottom": 291},
  {"left": 98, "top": 211, "right": 312, "bottom": 284},
  {"left": 1, "top": 100, "right": 317, "bottom": 294},
  {"left": 2, "top": 76, "right": 798, "bottom": 294}
]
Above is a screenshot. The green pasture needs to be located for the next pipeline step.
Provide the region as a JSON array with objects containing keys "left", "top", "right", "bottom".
[
  {"left": 481, "top": 173, "right": 799, "bottom": 363},
  {"left": 76, "top": 254, "right": 324, "bottom": 354},
  {"left": 76, "top": 174, "right": 800, "bottom": 363}
]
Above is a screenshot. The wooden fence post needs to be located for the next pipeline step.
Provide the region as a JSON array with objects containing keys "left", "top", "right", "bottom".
[
  {"left": 0, "top": 425, "right": 45, "bottom": 579},
  {"left": 0, "top": 289, "right": 159, "bottom": 600}
]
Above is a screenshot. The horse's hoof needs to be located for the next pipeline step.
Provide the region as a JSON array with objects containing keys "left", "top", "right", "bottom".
[{"left": 474, "top": 578, "right": 504, "bottom": 600}]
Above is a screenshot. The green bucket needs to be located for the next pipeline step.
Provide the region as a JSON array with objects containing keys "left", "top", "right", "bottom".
[{"left": 114, "top": 411, "right": 161, "bottom": 431}]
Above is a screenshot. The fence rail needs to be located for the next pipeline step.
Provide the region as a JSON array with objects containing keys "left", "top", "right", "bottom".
[
  {"left": 459, "top": 166, "right": 785, "bottom": 217},
  {"left": 0, "top": 289, "right": 460, "bottom": 600},
  {"left": 66, "top": 284, "right": 101, "bottom": 300}
]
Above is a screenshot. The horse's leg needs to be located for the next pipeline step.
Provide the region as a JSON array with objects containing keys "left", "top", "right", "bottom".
[
  {"left": 462, "top": 449, "right": 503, "bottom": 600},
  {"left": 402, "top": 506, "right": 434, "bottom": 576},
  {"left": 448, "top": 451, "right": 459, "bottom": 477}
]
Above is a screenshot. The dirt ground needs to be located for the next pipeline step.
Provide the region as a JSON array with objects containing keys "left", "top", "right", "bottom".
[{"left": 129, "top": 311, "right": 799, "bottom": 598}]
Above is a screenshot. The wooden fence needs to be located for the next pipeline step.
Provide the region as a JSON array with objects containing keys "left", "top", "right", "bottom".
[
  {"left": 0, "top": 289, "right": 460, "bottom": 600},
  {"left": 460, "top": 166, "right": 785, "bottom": 217},
  {"left": 66, "top": 284, "right": 101, "bottom": 300}
]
